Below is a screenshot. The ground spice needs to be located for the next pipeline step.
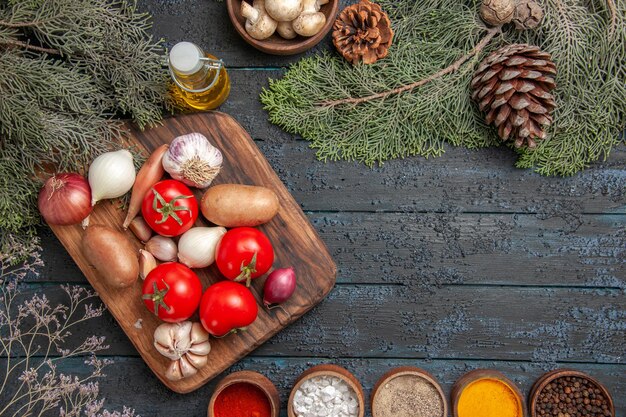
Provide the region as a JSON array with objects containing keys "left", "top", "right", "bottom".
[
  {"left": 457, "top": 378, "right": 522, "bottom": 417},
  {"left": 535, "top": 376, "right": 613, "bottom": 417},
  {"left": 373, "top": 374, "right": 444, "bottom": 417},
  {"left": 213, "top": 382, "right": 272, "bottom": 417}
]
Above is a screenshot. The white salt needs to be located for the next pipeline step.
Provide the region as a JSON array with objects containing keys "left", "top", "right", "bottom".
[{"left": 292, "top": 375, "right": 359, "bottom": 417}]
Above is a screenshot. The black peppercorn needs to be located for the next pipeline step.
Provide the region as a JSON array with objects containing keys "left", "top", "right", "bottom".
[{"left": 535, "top": 375, "right": 613, "bottom": 417}]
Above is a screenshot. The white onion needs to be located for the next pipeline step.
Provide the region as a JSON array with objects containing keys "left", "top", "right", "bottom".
[
  {"left": 177, "top": 226, "right": 226, "bottom": 268},
  {"left": 88, "top": 149, "right": 136, "bottom": 205}
]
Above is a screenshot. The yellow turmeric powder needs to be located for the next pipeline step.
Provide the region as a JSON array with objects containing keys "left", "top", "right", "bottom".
[{"left": 457, "top": 378, "right": 522, "bottom": 417}]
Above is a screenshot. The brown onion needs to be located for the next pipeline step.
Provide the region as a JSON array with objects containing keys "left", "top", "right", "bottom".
[{"left": 38, "top": 173, "right": 92, "bottom": 225}]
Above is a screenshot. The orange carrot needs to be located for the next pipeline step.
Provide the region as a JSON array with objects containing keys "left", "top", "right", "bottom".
[{"left": 123, "top": 144, "right": 169, "bottom": 229}]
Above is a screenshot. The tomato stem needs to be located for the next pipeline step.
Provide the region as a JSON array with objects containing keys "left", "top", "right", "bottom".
[
  {"left": 213, "top": 327, "right": 247, "bottom": 338},
  {"left": 151, "top": 188, "right": 192, "bottom": 226},
  {"left": 142, "top": 280, "right": 172, "bottom": 315},
  {"left": 234, "top": 252, "right": 258, "bottom": 287}
]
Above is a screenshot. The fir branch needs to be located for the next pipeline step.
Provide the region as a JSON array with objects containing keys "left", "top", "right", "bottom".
[
  {"left": 262, "top": 0, "right": 626, "bottom": 176},
  {"left": 319, "top": 26, "right": 501, "bottom": 107},
  {"left": 0, "top": 0, "right": 169, "bottom": 245}
]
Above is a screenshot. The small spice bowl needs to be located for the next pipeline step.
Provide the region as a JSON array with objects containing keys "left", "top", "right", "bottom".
[
  {"left": 226, "top": 0, "right": 339, "bottom": 55},
  {"left": 287, "top": 364, "right": 366, "bottom": 417},
  {"left": 451, "top": 369, "right": 526, "bottom": 417},
  {"left": 529, "top": 369, "right": 615, "bottom": 417},
  {"left": 371, "top": 366, "right": 448, "bottom": 417},
  {"left": 208, "top": 370, "right": 280, "bottom": 417}
]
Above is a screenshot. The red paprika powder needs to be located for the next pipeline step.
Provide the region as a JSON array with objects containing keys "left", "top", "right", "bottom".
[{"left": 213, "top": 382, "right": 272, "bottom": 417}]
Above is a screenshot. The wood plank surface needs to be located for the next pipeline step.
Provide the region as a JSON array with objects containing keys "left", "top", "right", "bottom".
[
  {"left": 37, "top": 213, "right": 626, "bottom": 287},
  {"left": 47, "top": 112, "right": 336, "bottom": 393},
  {"left": 11, "top": 284, "right": 625, "bottom": 364}
]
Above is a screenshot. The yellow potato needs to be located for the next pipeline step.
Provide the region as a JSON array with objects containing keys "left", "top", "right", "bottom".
[{"left": 201, "top": 184, "right": 279, "bottom": 227}]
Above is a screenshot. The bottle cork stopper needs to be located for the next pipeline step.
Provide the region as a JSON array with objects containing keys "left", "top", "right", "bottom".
[{"left": 169, "top": 42, "right": 204, "bottom": 75}]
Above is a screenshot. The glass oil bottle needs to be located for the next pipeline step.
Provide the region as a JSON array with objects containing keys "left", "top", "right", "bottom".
[{"left": 168, "top": 42, "right": 230, "bottom": 111}]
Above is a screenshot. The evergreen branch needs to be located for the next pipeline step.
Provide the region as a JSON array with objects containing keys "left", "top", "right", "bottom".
[
  {"left": 262, "top": 0, "right": 626, "bottom": 176},
  {"left": 0, "top": 0, "right": 169, "bottom": 245},
  {"left": 0, "top": 38, "right": 59, "bottom": 54},
  {"left": 319, "top": 26, "right": 501, "bottom": 107}
]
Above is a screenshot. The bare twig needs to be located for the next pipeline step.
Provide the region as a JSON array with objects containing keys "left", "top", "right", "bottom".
[
  {"left": 606, "top": 0, "right": 617, "bottom": 37},
  {"left": 318, "top": 26, "right": 501, "bottom": 108},
  {"left": 0, "top": 20, "right": 38, "bottom": 28},
  {"left": 0, "top": 38, "right": 60, "bottom": 55}
]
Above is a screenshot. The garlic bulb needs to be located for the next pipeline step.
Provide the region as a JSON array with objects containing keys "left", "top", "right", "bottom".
[
  {"left": 153, "top": 321, "right": 211, "bottom": 381},
  {"left": 162, "top": 133, "right": 222, "bottom": 189},
  {"left": 88, "top": 150, "right": 136, "bottom": 206},
  {"left": 145, "top": 235, "right": 177, "bottom": 262},
  {"left": 178, "top": 227, "right": 226, "bottom": 268}
]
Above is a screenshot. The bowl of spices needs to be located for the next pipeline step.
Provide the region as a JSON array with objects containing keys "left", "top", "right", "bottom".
[
  {"left": 529, "top": 369, "right": 614, "bottom": 417},
  {"left": 451, "top": 369, "right": 526, "bottom": 417},
  {"left": 288, "top": 364, "right": 365, "bottom": 417},
  {"left": 371, "top": 367, "right": 447, "bottom": 417},
  {"left": 208, "top": 370, "right": 280, "bottom": 417}
]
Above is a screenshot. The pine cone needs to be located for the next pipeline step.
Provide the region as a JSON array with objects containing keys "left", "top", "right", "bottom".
[
  {"left": 332, "top": 0, "right": 394, "bottom": 65},
  {"left": 512, "top": 0, "right": 544, "bottom": 30},
  {"left": 480, "top": 0, "right": 516, "bottom": 26},
  {"left": 471, "top": 44, "right": 557, "bottom": 148}
]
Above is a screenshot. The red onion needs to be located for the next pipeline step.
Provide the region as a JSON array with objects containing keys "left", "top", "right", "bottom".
[
  {"left": 263, "top": 267, "right": 296, "bottom": 307},
  {"left": 38, "top": 173, "right": 93, "bottom": 225}
]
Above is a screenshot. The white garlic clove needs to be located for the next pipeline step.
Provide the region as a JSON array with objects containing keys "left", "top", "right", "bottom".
[
  {"left": 139, "top": 249, "right": 157, "bottom": 280},
  {"left": 188, "top": 340, "right": 211, "bottom": 356},
  {"left": 171, "top": 321, "right": 193, "bottom": 353},
  {"left": 190, "top": 322, "right": 210, "bottom": 344},
  {"left": 179, "top": 355, "right": 199, "bottom": 378},
  {"left": 145, "top": 235, "right": 177, "bottom": 262},
  {"left": 154, "top": 327, "right": 179, "bottom": 360},
  {"left": 153, "top": 321, "right": 193, "bottom": 360},
  {"left": 185, "top": 352, "right": 208, "bottom": 369},
  {"left": 165, "top": 360, "right": 184, "bottom": 381}
]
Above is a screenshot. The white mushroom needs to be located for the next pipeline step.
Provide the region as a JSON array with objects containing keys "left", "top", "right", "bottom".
[
  {"left": 276, "top": 21, "right": 297, "bottom": 39},
  {"left": 153, "top": 322, "right": 211, "bottom": 381},
  {"left": 241, "top": 0, "right": 278, "bottom": 40},
  {"left": 265, "top": 0, "right": 303, "bottom": 22},
  {"left": 292, "top": 0, "right": 328, "bottom": 37}
]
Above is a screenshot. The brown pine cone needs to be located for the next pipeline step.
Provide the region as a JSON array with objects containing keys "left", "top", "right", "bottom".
[
  {"left": 332, "top": 0, "right": 394, "bottom": 65},
  {"left": 512, "top": 0, "right": 544, "bottom": 30},
  {"left": 471, "top": 44, "right": 557, "bottom": 149}
]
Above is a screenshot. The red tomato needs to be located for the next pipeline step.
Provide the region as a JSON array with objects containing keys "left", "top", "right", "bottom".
[
  {"left": 215, "top": 227, "right": 274, "bottom": 286},
  {"left": 142, "top": 179, "right": 198, "bottom": 237},
  {"left": 142, "top": 262, "right": 202, "bottom": 323},
  {"left": 199, "top": 281, "right": 258, "bottom": 337}
]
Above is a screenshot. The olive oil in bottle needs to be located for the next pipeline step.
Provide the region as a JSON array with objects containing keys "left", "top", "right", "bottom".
[{"left": 168, "top": 42, "right": 230, "bottom": 111}]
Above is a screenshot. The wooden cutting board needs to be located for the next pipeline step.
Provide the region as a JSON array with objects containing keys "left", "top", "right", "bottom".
[{"left": 48, "top": 112, "right": 336, "bottom": 394}]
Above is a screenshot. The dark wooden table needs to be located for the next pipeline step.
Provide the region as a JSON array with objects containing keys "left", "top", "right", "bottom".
[{"left": 35, "top": 1, "right": 625, "bottom": 415}]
